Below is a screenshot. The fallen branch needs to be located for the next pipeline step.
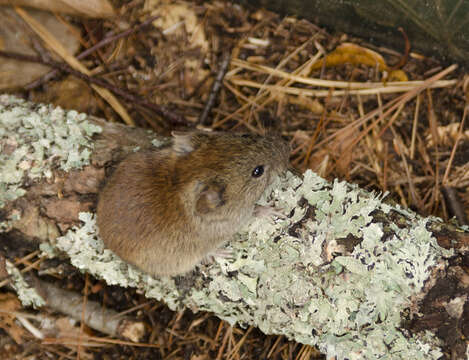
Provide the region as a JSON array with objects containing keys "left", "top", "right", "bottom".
[
  {"left": 38, "top": 277, "right": 146, "bottom": 342},
  {"left": 199, "top": 50, "right": 232, "bottom": 125}
]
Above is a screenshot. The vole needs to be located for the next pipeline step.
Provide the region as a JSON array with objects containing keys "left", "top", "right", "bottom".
[{"left": 96, "top": 130, "right": 290, "bottom": 276}]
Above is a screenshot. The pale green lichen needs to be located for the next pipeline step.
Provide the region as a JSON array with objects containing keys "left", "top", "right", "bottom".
[
  {"left": 151, "top": 138, "right": 167, "bottom": 148},
  {"left": 46, "top": 167, "right": 455, "bottom": 359},
  {"left": 0, "top": 95, "right": 102, "bottom": 211},
  {"left": 6, "top": 261, "right": 45, "bottom": 308},
  {"left": 233, "top": 170, "right": 450, "bottom": 359}
]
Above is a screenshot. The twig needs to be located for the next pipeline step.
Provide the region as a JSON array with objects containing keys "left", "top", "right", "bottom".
[
  {"left": 25, "top": 15, "right": 160, "bottom": 91},
  {"left": 84, "top": 15, "right": 161, "bottom": 60},
  {"left": 390, "top": 27, "right": 411, "bottom": 70},
  {"left": 0, "top": 50, "right": 189, "bottom": 127},
  {"left": 228, "top": 78, "right": 456, "bottom": 97},
  {"left": 0, "top": 257, "right": 44, "bottom": 289},
  {"left": 77, "top": 273, "right": 89, "bottom": 360},
  {"left": 441, "top": 187, "right": 468, "bottom": 225},
  {"left": 199, "top": 51, "right": 232, "bottom": 125},
  {"left": 37, "top": 279, "right": 146, "bottom": 342},
  {"left": 42, "top": 335, "right": 160, "bottom": 348},
  {"left": 230, "top": 58, "right": 457, "bottom": 90},
  {"left": 16, "top": 315, "right": 44, "bottom": 339},
  {"left": 442, "top": 104, "right": 468, "bottom": 185}
]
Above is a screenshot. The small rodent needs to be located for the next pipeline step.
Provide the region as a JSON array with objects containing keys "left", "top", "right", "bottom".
[{"left": 96, "top": 130, "right": 290, "bottom": 276}]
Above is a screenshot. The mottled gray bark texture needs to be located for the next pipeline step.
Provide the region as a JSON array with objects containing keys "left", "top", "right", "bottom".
[{"left": 1, "top": 95, "right": 468, "bottom": 359}]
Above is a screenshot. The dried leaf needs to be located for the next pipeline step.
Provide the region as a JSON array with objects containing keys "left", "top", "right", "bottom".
[
  {"left": 0, "top": 8, "right": 80, "bottom": 90},
  {"left": 0, "top": 0, "right": 115, "bottom": 18},
  {"left": 312, "top": 42, "right": 388, "bottom": 71}
]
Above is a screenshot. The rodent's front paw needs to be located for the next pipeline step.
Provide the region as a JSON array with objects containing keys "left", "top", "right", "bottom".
[
  {"left": 201, "top": 248, "right": 234, "bottom": 265},
  {"left": 213, "top": 248, "right": 234, "bottom": 259},
  {"left": 254, "top": 205, "right": 286, "bottom": 221}
]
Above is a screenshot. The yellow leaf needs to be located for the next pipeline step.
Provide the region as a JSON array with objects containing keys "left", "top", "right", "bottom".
[{"left": 312, "top": 42, "right": 388, "bottom": 71}]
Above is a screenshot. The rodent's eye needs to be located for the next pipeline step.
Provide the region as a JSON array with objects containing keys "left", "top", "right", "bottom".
[{"left": 252, "top": 165, "right": 264, "bottom": 178}]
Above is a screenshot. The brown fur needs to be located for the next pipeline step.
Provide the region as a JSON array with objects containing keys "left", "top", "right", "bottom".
[{"left": 96, "top": 131, "right": 290, "bottom": 276}]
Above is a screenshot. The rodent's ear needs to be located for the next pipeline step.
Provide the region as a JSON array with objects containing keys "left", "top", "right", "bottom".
[
  {"left": 171, "top": 131, "right": 195, "bottom": 154},
  {"left": 195, "top": 180, "right": 226, "bottom": 215}
]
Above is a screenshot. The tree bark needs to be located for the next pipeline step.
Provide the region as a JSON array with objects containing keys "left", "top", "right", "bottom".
[{"left": 1, "top": 95, "right": 468, "bottom": 359}]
